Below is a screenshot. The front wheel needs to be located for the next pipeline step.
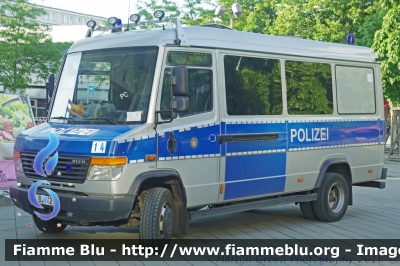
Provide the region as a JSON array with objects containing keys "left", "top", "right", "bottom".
[
  {"left": 139, "top": 188, "right": 174, "bottom": 246},
  {"left": 313, "top": 172, "right": 349, "bottom": 222}
]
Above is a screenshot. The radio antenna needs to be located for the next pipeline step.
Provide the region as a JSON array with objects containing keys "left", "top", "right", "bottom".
[{"left": 126, "top": 0, "right": 131, "bottom": 31}]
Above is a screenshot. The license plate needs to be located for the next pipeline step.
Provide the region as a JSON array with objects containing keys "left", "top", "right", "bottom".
[{"left": 36, "top": 194, "right": 54, "bottom": 206}]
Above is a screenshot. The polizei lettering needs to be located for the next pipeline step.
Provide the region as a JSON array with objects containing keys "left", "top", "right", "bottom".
[{"left": 290, "top": 128, "right": 329, "bottom": 142}]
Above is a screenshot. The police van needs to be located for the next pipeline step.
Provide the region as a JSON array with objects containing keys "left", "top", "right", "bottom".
[{"left": 11, "top": 12, "right": 386, "bottom": 241}]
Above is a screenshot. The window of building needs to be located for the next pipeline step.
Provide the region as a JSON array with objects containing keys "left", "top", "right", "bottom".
[
  {"left": 51, "top": 13, "right": 55, "bottom": 21},
  {"left": 78, "top": 18, "right": 82, "bottom": 24},
  {"left": 336, "top": 66, "right": 375, "bottom": 114},
  {"left": 69, "top": 16, "right": 74, "bottom": 24},
  {"left": 285, "top": 60, "right": 333, "bottom": 115},
  {"left": 224, "top": 55, "right": 282, "bottom": 116},
  {"left": 60, "top": 14, "right": 64, "bottom": 23}
]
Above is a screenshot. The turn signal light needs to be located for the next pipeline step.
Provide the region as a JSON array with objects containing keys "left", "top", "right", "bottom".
[
  {"left": 146, "top": 155, "right": 157, "bottom": 161},
  {"left": 90, "top": 157, "right": 126, "bottom": 166}
]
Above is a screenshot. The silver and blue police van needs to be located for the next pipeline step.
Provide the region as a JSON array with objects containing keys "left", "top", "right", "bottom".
[{"left": 10, "top": 12, "right": 386, "bottom": 241}]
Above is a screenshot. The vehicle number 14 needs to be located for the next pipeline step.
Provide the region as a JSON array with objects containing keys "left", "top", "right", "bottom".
[{"left": 91, "top": 141, "right": 107, "bottom": 153}]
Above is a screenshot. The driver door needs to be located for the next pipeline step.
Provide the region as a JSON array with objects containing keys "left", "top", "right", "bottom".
[{"left": 155, "top": 49, "right": 220, "bottom": 208}]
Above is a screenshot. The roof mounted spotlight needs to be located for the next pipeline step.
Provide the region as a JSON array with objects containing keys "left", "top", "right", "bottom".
[
  {"left": 87, "top": 20, "right": 97, "bottom": 29},
  {"left": 129, "top": 14, "right": 141, "bottom": 24},
  {"left": 108, "top": 17, "right": 118, "bottom": 26},
  {"left": 215, "top": 5, "right": 226, "bottom": 16},
  {"left": 232, "top": 3, "right": 243, "bottom": 18},
  {"left": 214, "top": 3, "right": 242, "bottom": 29},
  {"left": 153, "top": 10, "right": 165, "bottom": 20}
]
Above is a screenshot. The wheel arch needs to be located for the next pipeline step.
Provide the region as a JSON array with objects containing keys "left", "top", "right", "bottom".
[
  {"left": 315, "top": 158, "right": 353, "bottom": 205},
  {"left": 129, "top": 170, "right": 188, "bottom": 235}
]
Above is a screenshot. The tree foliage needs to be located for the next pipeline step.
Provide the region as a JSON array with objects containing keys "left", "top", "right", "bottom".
[
  {"left": 372, "top": 4, "right": 400, "bottom": 103},
  {"left": 134, "top": 0, "right": 400, "bottom": 103},
  {"left": 0, "top": 0, "right": 71, "bottom": 94}
]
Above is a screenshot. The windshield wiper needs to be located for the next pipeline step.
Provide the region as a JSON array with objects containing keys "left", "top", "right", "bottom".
[
  {"left": 50, "top": 116, "right": 77, "bottom": 124},
  {"left": 83, "top": 117, "right": 119, "bottom": 125}
]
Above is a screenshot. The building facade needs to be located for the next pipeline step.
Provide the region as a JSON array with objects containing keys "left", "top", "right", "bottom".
[{"left": 32, "top": 4, "right": 107, "bottom": 26}]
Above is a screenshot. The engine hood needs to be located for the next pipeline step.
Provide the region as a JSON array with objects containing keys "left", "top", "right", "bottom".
[{"left": 14, "top": 122, "right": 140, "bottom": 156}]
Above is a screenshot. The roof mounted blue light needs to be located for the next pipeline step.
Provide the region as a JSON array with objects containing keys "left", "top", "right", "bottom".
[
  {"left": 347, "top": 34, "right": 355, "bottom": 45},
  {"left": 111, "top": 18, "right": 122, "bottom": 33}
]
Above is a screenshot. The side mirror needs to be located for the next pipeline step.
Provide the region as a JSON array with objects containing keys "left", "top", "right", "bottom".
[
  {"left": 45, "top": 73, "right": 55, "bottom": 112},
  {"left": 170, "top": 66, "right": 188, "bottom": 113}
]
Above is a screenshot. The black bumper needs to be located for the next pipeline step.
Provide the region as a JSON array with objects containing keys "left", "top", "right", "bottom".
[{"left": 10, "top": 185, "right": 135, "bottom": 223}]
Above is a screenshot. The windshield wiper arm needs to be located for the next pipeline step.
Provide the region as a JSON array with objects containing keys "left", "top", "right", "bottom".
[
  {"left": 50, "top": 116, "right": 77, "bottom": 124},
  {"left": 83, "top": 117, "right": 119, "bottom": 125}
]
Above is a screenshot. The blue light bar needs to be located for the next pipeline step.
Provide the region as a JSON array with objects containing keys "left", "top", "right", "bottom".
[{"left": 347, "top": 34, "right": 355, "bottom": 45}]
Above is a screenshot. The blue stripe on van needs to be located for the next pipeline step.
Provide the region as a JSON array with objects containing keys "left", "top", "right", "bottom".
[
  {"left": 158, "top": 124, "right": 220, "bottom": 158},
  {"left": 224, "top": 176, "right": 286, "bottom": 200},
  {"left": 225, "top": 153, "right": 286, "bottom": 182},
  {"left": 115, "top": 137, "right": 156, "bottom": 161},
  {"left": 224, "top": 153, "right": 286, "bottom": 200},
  {"left": 287, "top": 120, "right": 380, "bottom": 149},
  {"left": 226, "top": 123, "right": 286, "bottom": 154}
]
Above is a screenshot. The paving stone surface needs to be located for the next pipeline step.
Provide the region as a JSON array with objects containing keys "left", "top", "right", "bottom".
[{"left": 0, "top": 154, "right": 399, "bottom": 266}]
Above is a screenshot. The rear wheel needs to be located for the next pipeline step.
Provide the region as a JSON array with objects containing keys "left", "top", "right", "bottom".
[
  {"left": 313, "top": 172, "right": 349, "bottom": 222},
  {"left": 139, "top": 188, "right": 174, "bottom": 246},
  {"left": 33, "top": 215, "right": 67, "bottom": 233}
]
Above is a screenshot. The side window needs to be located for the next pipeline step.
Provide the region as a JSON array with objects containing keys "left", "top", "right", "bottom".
[
  {"left": 224, "top": 55, "right": 282, "bottom": 115},
  {"left": 160, "top": 68, "right": 213, "bottom": 119},
  {"left": 336, "top": 66, "right": 375, "bottom": 114},
  {"left": 285, "top": 61, "right": 333, "bottom": 115}
]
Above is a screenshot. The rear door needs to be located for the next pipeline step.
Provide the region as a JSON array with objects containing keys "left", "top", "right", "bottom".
[{"left": 218, "top": 52, "right": 287, "bottom": 202}]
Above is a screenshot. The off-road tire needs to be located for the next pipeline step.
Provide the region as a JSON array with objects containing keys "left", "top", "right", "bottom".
[
  {"left": 299, "top": 201, "right": 319, "bottom": 220},
  {"left": 139, "top": 187, "right": 174, "bottom": 246},
  {"left": 313, "top": 172, "right": 349, "bottom": 222},
  {"left": 33, "top": 215, "right": 67, "bottom": 233}
]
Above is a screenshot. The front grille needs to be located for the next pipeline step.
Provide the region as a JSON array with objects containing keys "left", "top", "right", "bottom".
[{"left": 21, "top": 152, "right": 90, "bottom": 184}]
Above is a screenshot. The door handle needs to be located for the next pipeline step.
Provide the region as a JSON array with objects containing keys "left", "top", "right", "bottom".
[
  {"left": 167, "top": 131, "right": 177, "bottom": 155},
  {"left": 218, "top": 133, "right": 279, "bottom": 144}
]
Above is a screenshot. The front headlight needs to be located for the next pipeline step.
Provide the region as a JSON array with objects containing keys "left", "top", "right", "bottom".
[
  {"left": 14, "top": 151, "right": 23, "bottom": 173},
  {"left": 87, "top": 157, "right": 126, "bottom": 181},
  {"left": 87, "top": 165, "right": 124, "bottom": 181}
]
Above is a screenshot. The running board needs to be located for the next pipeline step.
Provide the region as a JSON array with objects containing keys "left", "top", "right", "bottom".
[
  {"left": 189, "top": 193, "right": 317, "bottom": 220},
  {"left": 353, "top": 181, "right": 385, "bottom": 189}
]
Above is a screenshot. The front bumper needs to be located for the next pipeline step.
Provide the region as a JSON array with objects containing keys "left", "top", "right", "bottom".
[{"left": 10, "top": 185, "right": 135, "bottom": 223}]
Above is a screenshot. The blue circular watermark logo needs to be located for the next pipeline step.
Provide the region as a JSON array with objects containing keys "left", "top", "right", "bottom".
[{"left": 27, "top": 131, "right": 61, "bottom": 221}]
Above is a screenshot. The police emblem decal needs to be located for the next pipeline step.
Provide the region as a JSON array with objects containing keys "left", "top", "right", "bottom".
[{"left": 190, "top": 137, "right": 198, "bottom": 149}]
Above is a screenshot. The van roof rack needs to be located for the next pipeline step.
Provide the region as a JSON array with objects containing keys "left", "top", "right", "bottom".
[
  {"left": 200, "top": 23, "right": 234, "bottom": 30},
  {"left": 86, "top": 17, "right": 190, "bottom": 47}
]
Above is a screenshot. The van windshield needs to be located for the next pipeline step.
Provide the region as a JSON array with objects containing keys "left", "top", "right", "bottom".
[{"left": 50, "top": 46, "right": 158, "bottom": 125}]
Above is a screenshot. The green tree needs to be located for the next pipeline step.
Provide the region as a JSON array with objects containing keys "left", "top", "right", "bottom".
[
  {"left": 210, "top": 0, "right": 281, "bottom": 32},
  {"left": 268, "top": 0, "right": 375, "bottom": 43},
  {"left": 135, "top": 0, "right": 181, "bottom": 26},
  {"left": 0, "top": 0, "right": 70, "bottom": 94},
  {"left": 372, "top": 4, "right": 400, "bottom": 103},
  {"left": 180, "top": 0, "right": 215, "bottom": 26}
]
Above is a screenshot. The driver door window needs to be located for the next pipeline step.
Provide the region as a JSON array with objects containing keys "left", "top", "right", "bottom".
[{"left": 160, "top": 68, "right": 213, "bottom": 120}]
